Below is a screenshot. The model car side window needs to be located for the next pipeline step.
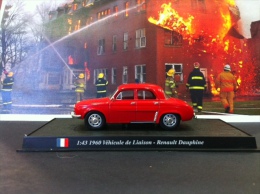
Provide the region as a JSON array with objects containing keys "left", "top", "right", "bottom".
[
  {"left": 116, "top": 90, "right": 134, "bottom": 100},
  {"left": 137, "top": 90, "right": 156, "bottom": 100}
]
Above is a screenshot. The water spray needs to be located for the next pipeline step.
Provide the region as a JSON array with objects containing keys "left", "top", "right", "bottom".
[
  {"left": 41, "top": 34, "right": 77, "bottom": 78},
  {"left": 10, "top": 2, "right": 145, "bottom": 79}
]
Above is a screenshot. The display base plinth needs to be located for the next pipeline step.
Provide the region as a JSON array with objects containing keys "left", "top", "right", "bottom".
[{"left": 18, "top": 118, "right": 257, "bottom": 152}]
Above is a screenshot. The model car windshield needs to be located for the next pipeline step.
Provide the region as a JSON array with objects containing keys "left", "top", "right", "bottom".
[{"left": 110, "top": 88, "right": 119, "bottom": 99}]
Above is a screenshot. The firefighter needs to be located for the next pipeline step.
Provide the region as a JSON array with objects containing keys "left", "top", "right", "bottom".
[
  {"left": 186, "top": 62, "right": 207, "bottom": 112},
  {"left": 165, "top": 69, "right": 178, "bottom": 98},
  {"left": 1, "top": 71, "right": 14, "bottom": 112},
  {"left": 74, "top": 73, "right": 86, "bottom": 103},
  {"left": 95, "top": 73, "right": 108, "bottom": 98},
  {"left": 215, "top": 64, "right": 237, "bottom": 113}
]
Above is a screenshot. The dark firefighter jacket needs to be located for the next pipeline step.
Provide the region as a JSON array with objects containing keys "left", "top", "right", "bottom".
[
  {"left": 95, "top": 78, "right": 108, "bottom": 94},
  {"left": 186, "top": 68, "right": 207, "bottom": 90},
  {"left": 1, "top": 77, "right": 14, "bottom": 91}
]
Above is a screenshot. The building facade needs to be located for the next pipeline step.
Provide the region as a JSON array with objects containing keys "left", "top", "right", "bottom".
[{"left": 44, "top": 0, "right": 259, "bottom": 97}]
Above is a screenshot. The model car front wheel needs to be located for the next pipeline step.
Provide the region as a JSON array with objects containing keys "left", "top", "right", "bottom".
[
  {"left": 160, "top": 114, "right": 180, "bottom": 130},
  {"left": 85, "top": 112, "right": 106, "bottom": 130}
]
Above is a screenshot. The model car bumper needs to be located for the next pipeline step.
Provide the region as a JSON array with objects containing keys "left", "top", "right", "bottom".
[{"left": 71, "top": 112, "right": 81, "bottom": 119}]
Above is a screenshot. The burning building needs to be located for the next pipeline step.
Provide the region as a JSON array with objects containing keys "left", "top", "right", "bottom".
[{"left": 43, "top": 0, "right": 259, "bottom": 97}]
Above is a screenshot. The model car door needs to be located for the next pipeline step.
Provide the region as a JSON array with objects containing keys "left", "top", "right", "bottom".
[
  {"left": 135, "top": 89, "right": 160, "bottom": 122},
  {"left": 109, "top": 89, "right": 136, "bottom": 123}
]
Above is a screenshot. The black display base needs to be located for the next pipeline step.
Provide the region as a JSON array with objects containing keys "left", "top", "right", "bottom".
[{"left": 18, "top": 118, "right": 257, "bottom": 152}]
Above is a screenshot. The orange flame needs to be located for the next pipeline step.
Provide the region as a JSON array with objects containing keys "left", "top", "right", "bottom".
[
  {"left": 224, "top": 40, "right": 230, "bottom": 52},
  {"left": 148, "top": 3, "right": 194, "bottom": 38},
  {"left": 209, "top": 74, "right": 219, "bottom": 96},
  {"left": 237, "top": 75, "right": 242, "bottom": 85},
  {"left": 148, "top": 2, "right": 235, "bottom": 46},
  {"left": 148, "top": 0, "right": 252, "bottom": 95}
]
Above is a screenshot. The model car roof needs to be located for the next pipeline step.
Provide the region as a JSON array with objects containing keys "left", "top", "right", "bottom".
[{"left": 117, "top": 83, "right": 163, "bottom": 90}]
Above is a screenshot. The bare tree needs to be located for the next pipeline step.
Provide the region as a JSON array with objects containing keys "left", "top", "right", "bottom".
[
  {"left": 0, "top": 0, "right": 67, "bottom": 87},
  {"left": 0, "top": 0, "right": 32, "bottom": 76}
]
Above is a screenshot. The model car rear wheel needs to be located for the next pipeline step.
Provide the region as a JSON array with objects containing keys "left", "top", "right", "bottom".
[
  {"left": 160, "top": 113, "right": 180, "bottom": 130},
  {"left": 85, "top": 112, "right": 106, "bottom": 130}
]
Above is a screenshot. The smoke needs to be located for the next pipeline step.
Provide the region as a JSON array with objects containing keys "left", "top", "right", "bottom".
[
  {"left": 236, "top": 0, "right": 260, "bottom": 38},
  {"left": 23, "top": 0, "right": 72, "bottom": 10},
  {"left": 11, "top": 0, "right": 260, "bottom": 39}
]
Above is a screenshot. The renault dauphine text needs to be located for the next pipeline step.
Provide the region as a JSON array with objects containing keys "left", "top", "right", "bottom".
[{"left": 76, "top": 139, "right": 204, "bottom": 147}]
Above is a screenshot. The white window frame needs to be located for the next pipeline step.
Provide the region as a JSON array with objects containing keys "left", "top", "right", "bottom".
[
  {"left": 94, "top": 68, "right": 108, "bottom": 84},
  {"left": 111, "top": 68, "right": 117, "bottom": 85},
  {"left": 112, "top": 35, "right": 117, "bottom": 52},
  {"left": 97, "top": 39, "right": 105, "bottom": 55},
  {"left": 165, "top": 63, "right": 183, "bottom": 82},
  {"left": 135, "top": 64, "right": 146, "bottom": 83},
  {"left": 164, "top": 30, "right": 183, "bottom": 47},
  {"left": 136, "top": 0, "right": 146, "bottom": 12},
  {"left": 135, "top": 28, "right": 146, "bottom": 48},
  {"left": 123, "top": 32, "right": 128, "bottom": 50},
  {"left": 200, "top": 68, "right": 208, "bottom": 82},
  {"left": 122, "top": 66, "right": 128, "bottom": 84}
]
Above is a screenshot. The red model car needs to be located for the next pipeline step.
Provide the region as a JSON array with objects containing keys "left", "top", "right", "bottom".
[{"left": 71, "top": 83, "right": 194, "bottom": 130}]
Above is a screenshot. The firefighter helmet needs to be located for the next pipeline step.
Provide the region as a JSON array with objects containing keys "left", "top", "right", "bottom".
[
  {"left": 224, "top": 64, "right": 231, "bottom": 71},
  {"left": 78, "top": 73, "right": 85, "bottom": 79},
  {"left": 7, "top": 72, "right": 14, "bottom": 77},
  {"left": 98, "top": 73, "right": 104, "bottom": 79},
  {"left": 167, "top": 69, "right": 175, "bottom": 77},
  {"left": 194, "top": 62, "right": 200, "bottom": 68}
]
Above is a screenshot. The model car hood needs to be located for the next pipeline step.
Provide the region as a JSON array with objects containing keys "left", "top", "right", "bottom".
[{"left": 76, "top": 97, "right": 110, "bottom": 106}]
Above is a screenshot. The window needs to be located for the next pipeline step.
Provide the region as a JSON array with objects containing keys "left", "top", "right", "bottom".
[
  {"left": 191, "top": 0, "right": 206, "bottom": 13},
  {"left": 125, "top": 2, "right": 129, "bottom": 17},
  {"left": 97, "top": 39, "right": 105, "bottom": 55},
  {"left": 74, "top": 20, "right": 81, "bottom": 31},
  {"left": 112, "top": 35, "right": 117, "bottom": 52},
  {"left": 94, "top": 69, "right": 108, "bottom": 83},
  {"left": 47, "top": 72, "right": 61, "bottom": 85},
  {"left": 86, "top": 17, "right": 93, "bottom": 25},
  {"left": 137, "top": 90, "right": 156, "bottom": 100},
  {"left": 68, "top": 18, "right": 72, "bottom": 25},
  {"left": 200, "top": 68, "right": 208, "bottom": 82},
  {"left": 164, "top": 30, "right": 183, "bottom": 47},
  {"left": 72, "top": 3, "right": 78, "bottom": 11},
  {"left": 123, "top": 32, "right": 128, "bottom": 50},
  {"left": 122, "top": 66, "right": 128, "bottom": 84},
  {"left": 68, "top": 26, "right": 72, "bottom": 34},
  {"left": 135, "top": 28, "right": 146, "bottom": 48},
  {"left": 116, "top": 90, "right": 134, "bottom": 100},
  {"left": 165, "top": 63, "right": 183, "bottom": 82},
  {"left": 85, "top": 0, "right": 95, "bottom": 6},
  {"left": 114, "top": 6, "right": 118, "bottom": 17},
  {"left": 111, "top": 68, "right": 117, "bottom": 84},
  {"left": 136, "top": 0, "right": 146, "bottom": 12},
  {"left": 82, "top": 0, "right": 88, "bottom": 7},
  {"left": 135, "top": 64, "right": 146, "bottom": 83},
  {"left": 97, "top": 9, "right": 111, "bottom": 20},
  {"left": 67, "top": 17, "right": 72, "bottom": 34},
  {"left": 67, "top": 46, "right": 75, "bottom": 65}
]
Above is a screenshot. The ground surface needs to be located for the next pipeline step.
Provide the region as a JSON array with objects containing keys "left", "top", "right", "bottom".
[{"left": 0, "top": 121, "right": 259, "bottom": 194}]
